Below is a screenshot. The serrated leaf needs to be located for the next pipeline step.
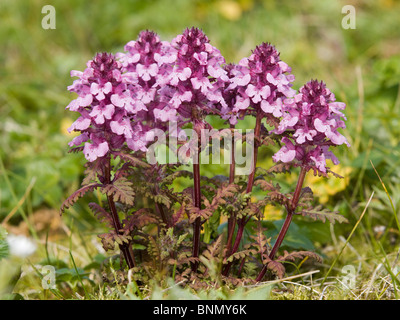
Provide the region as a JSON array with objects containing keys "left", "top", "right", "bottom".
[
  {"left": 277, "top": 250, "right": 322, "bottom": 264},
  {"left": 154, "top": 194, "right": 172, "bottom": 208},
  {"left": 101, "top": 177, "right": 135, "bottom": 205},
  {"left": 112, "top": 151, "right": 151, "bottom": 168},
  {"left": 89, "top": 202, "right": 113, "bottom": 229},
  {"left": 267, "top": 163, "right": 292, "bottom": 175},
  {"left": 254, "top": 179, "right": 280, "bottom": 192},
  {"left": 262, "top": 256, "right": 285, "bottom": 279},
  {"left": 299, "top": 206, "right": 348, "bottom": 224},
  {"left": 123, "top": 209, "right": 158, "bottom": 231},
  {"left": 189, "top": 183, "right": 239, "bottom": 223},
  {"left": 223, "top": 249, "right": 256, "bottom": 264},
  {"left": 60, "top": 183, "right": 102, "bottom": 214}
]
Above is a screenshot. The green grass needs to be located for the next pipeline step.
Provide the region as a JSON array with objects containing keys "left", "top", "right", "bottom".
[{"left": 1, "top": 0, "right": 400, "bottom": 300}]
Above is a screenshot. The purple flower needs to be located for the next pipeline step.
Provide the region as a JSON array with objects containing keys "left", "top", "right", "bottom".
[
  {"left": 216, "top": 63, "right": 250, "bottom": 125},
  {"left": 242, "top": 43, "right": 296, "bottom": 118},
  {"left": 117, "top": 30, "right": 176, "bottom": 124},
  {"left": 83, "top": 134, "right": 109, "bottom": 162},
  {"left": 163, "top": 27, "right": 227, "bottom": 121},
  {"left": 89, "top": 102, "right": 115, "bottom": 125},
  {"left": 66, "top": 52, "right": 137, "bottom": 161},
  {"left": 273, "top": 80, "right": 349, "bottom": 173}
]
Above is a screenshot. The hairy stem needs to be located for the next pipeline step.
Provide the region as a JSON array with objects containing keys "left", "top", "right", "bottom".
[
  {"left": 105, "top": 157, "right": 136, "bottom": 269},
  {"left": 191, "top": 139, "right": 202, "bottom": 272},
  {"left": 154, "top": 185, "right": 169, "bottom": 227},
  {"left": 222, "top": 112, "right": 263, "bottom": 276},
  {"left": 226, "top": 124, "right": 236, "bottom": 255},
  {"left": 255, "top": 166, "right": 307, "bottom": 282}
]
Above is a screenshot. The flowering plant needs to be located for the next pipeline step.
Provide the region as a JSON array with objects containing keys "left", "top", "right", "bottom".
[{"left": 62, "top": 28, "right": 349, "bottom": 285}]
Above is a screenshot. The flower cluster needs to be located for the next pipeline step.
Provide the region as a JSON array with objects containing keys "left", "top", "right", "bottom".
[
  {"left": 117, "top": 30, "right": 176, "bottom": 124},
  {"left": 217, "top": 63, "right": 250, "bottom": 125},
  {"left": 67, "top": 52, "right": 134, "bottom": 161},
  {"left": 273, "top": 80, "right": 350, "bottom": 172},
  {"left": 243, "top": 43, "right": 296, "bottom": 117},
  {"left": 217, "top": 42, "right": 296, "bottom": 126},
  {"left": 64, "top": 28, "right": 351, "bottom": 281},
  {"left": 162, "top": 27, "right": 228, "bottom": 122},
  {"left": 66, "top": 28, "right": 349, "bottom": 173}
]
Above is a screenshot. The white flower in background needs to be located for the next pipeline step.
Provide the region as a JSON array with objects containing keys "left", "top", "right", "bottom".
[{"left": 6, "top": 234, "right": 37, "bottom": 258}]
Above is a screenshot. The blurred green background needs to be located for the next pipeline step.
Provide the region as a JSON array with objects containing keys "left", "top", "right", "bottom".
[{"left": 1, "top": 0, "right": 400, "bottom": 299}]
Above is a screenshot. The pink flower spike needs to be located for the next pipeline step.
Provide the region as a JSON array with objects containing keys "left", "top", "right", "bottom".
[
  {"left": 169, "top": 67, "right": 192, "bottom": 86},
  {"left": 191, "top": 77, "right": 212, "bottom": 94},
  {"left": 110, "top": 118, "right": 134, "bottom": 139},
  {"left": 193, "top": 52, "right": 208, "bottom": 65},
  {"left": 245, "top": 84, "right": 271, "bottom": 103},
  {"left": 89, "top": 103, "right": 115, "bottom": 124},
  {"left": 154, "top": 106, "right": 177, "bottom": 122},
  {"left": 260, "top": 100, "right": 282, "bottom": 117},
  {"left": 68, "top": 116, "right": 91, "bottom": 132},
  {"left": 272, "top": 137, "right": 297, "bottom": 163},
  {"left": 170, "top": 91, "right": 193, "bottom": 108},
  {"left": 83, "top": 140, "right": 109, "bottom": 162},
  {"left": 136, "top": 63, "right": 159, "bottom": 81},
  {"left": 68, "top": 132, "right": 89, "bottom": 147}
]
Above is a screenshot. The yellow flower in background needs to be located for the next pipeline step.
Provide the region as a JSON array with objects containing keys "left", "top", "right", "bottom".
[
  {"left": 217, "top": 0, "right": 242, "bottom": 21},
  {"left": 305, "top": 164, "right": 352, "bottom": 204},
  {"left": 381, "top": 0, "right": 394, "bottom": 8},
  {"left": 264, "top": 204, "right": 282, "bottom": 221},
  {"left": 60, "top": 117, "right": 79, "bottom": 137},
  {"left": 216, "top": 0, "right": 254, "bottom": 21}
]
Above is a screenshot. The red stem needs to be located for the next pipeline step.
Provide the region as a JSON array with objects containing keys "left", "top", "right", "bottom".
[
  {"left": 255, "top": 166, "right": 307, "bottom": 282},
  {"left": 154, "top": 184, "right": 169, "bottom": 227},
  {"left": 105, "top": 157, "right": 136, "bottom": 269},
  {"left": 222, "top": 112, "right": 262, "bottom": 276},
  {"left": 226, "top": 124, "right": 236, "bottom": 255},
  {"left": 191, "top": 139, "right": 202, "bottom": 272}
]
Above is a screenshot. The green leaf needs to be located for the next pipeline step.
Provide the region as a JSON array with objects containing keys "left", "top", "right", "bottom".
[
  {"left": 0, "top": 240, "right": 9, "bottom": 261},
  {"left": 268, "top": 220, "right": 315, "bottom": 251},
  {"left": 0, "top": 226, "right": 9, "bottom": 261}
]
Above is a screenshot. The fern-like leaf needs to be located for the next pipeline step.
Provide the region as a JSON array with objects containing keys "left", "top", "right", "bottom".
[
  {"left": 223, "top": 248, "right": 256, "bottom": 264},
  {"left": 299, "top": 205, "right": 348, "bottom": 224},
  {"left": 262, "top": 255, "right": 285, "bottom": 279},
  {"left": 101, "top": 177, "right": 135, "bottom": 205},
  {"left": 254, "top": 179, "right": 280, "bottom": 192},
  {"left": 201, "top": 235, "right": 223, "bottom": 261},
  {"left": 112, "top": 151, "right": 151, "bottom": 168},
  {"left": 123, "top": 209, "right": 158, "bottom": 232},
  {"left": 188, "top": 184, "right": 239, "bottom": 223},
  {"left": 89, "top": 202, "right": 113, "bottom": 229},
  {"left": 249, "top": 222, "right": 269, "bottom": 263},
  {"left": 267, "top": 163, "right": 292, "bottom": 175},
  {"left": 60, "top": 183, "right": 101, "bottom": 214},
  {"left": 276, "top": 250, "right": 322, "bottom": 264}
]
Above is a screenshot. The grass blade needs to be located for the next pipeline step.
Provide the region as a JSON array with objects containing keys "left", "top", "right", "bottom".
[
  {"left": 370, "top": 160, "right": 400, "bottom": 233},
  {"left": 320, "top": 191, "right": 374, "bottom": 287},
  {"left": 69, "top": 250, "right": 89, "bottom": 299}
]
